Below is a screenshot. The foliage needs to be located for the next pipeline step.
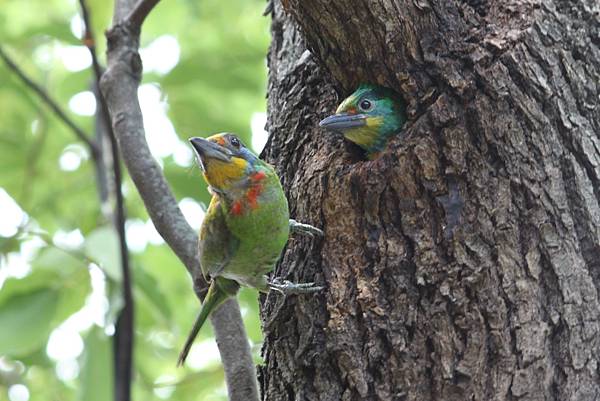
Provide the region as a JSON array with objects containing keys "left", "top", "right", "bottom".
[{"left": 0, "top": 0, "right": 269, "bottom": 400}]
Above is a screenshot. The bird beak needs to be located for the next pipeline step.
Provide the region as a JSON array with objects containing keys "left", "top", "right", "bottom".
[
  {"left": 189, "top": 137, "right": 232, "bottom": 171},
  {"left": 319, "top": 112, "right": 367, "bottom": 131}
]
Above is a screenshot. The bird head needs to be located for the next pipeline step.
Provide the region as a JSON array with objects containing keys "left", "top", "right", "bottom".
[
  {"left": 319, "top": 84, "right": 406, "bottom": 157},
  {"left": 189, "top": 133, "right": 260, "bottom": 194}
]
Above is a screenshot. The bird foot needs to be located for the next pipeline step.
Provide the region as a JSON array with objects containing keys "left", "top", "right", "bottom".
[
  {"left": 289, "top": 219, "right": 323, "bottom": 237},
  {"left": 268, "top": 278, "right": 324, "bottom": 295}
]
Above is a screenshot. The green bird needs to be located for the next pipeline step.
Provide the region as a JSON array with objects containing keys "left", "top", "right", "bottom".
[
  {"left": 319, "top": 84, "right": 407, "bottom": 158},
  {"left": 178, "top": 133, "right": 322, "bottom": 365}
]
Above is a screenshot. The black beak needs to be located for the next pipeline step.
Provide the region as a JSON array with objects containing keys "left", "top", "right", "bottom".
[
  {"left": 319, "top": 113, "right": 367, "bottom": 131},
  {"left": 189, "top": 137, "right": 232, "bottom": 171}
]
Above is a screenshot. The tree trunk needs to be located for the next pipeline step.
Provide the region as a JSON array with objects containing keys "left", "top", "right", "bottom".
[{"left": 260, "top": 1, "right": 600, "bottom": 400}]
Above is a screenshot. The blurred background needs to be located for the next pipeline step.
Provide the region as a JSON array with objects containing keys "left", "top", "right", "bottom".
[{"left": 0, "top": 0, "right": 269, "bottom": 400}]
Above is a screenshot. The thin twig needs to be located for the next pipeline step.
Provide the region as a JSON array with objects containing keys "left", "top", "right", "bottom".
[
  {"left": 79, "top": 0, "right": 115, "bottom": 150},
  {"left": 126, "top": 0, "right": 161, "bottom": 28},
  {"left": 79, "top": 0, "right": 112, "bottom": 204},
  {"left": 78, "top": 2, "right": 135, "bottom": 401},
  {"left": 78, "top": 0, "right": 106, "bottom": 88},
  {"left": 81, "top": 0, "right": 110, "bottom": 206},
  {"left": 0, "top": 46, "right": 99, "bottom": 156}
]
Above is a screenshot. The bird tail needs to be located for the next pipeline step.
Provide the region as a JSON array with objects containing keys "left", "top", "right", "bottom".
[{"left": 177, "top": 278, "right": 236, "bottom": 366}]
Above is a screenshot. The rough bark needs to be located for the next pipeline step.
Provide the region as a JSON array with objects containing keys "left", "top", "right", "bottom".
[{"left": 260, "top": 1, "right": 600, "bottom": 400}]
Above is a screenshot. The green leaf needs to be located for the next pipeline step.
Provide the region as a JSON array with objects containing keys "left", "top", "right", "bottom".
[
  {"left": 104, "top": 279, "right": 125, "bottom": 328},
  {"left": 84, "top": 226, "right": 121, "bottom": 282},
  {"left": 134, "top": 267, "right": 172, "bottom": 323},
  {"left": 54, "top": 266, "right": 91, "bottom": 323},
  {"left": 33, "top": 246, "right": 83, "bottom": 277},
  {"left": 0, "top": 255, "right": 91, "bottom": 359},
  {"left": 0, "top": 268, "right": 57, "bottom": 307},
  {"left": 0, "top": 233, "right": 21, "bottom": 255},
  {"left": 78, "top": 327, "right": 113, "bottom": 401},
  {"left": 0, "top": 288, "right": 59, "bottom": 356},
  {"left": 31, "top": 246, "right": 92, "bottom": 324}
]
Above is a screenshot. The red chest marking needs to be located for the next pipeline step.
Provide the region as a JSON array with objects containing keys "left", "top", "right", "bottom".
[
  {"left": 231, "top": 201, "right": 243, "bottom": 215},
  {"left": 251, "top": 171, "right": 266, "bottom": 182},
  {"left": 229, "top": 172, "right": 266, "bottom": 216},
  {"left": 246, "top": 187, "right": 261, "bottom": 209},
  {"left": 246, "top": 172, "right": 265, "bottom": 209}
]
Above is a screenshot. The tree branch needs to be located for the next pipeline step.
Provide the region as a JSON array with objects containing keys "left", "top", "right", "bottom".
[
  {"left": 100, "top": 2, "right": 260, "bottom": 400},
  {"left": 0, "top": 46, "right": 99, "bottom": 156},
  {"left": 78, "top": 2, "right": 134, "bottom": 401},
  {"left": 126, "top": 0, "right": 161, "bottom": 28}
]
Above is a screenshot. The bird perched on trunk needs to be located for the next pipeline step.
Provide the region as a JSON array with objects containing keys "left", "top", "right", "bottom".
[
  {"left": 319, "top": 84, "right": 407, "bottom": 159},
  {"left": 178, "top": 133, "right": 323, "bottom": 365}
]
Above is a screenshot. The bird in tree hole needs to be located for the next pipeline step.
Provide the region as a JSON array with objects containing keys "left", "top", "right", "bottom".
[
  {"left": 319, "top": 84, "right": 407, "bottom": 159},
  {"left": 178, "top": 133, "right": 323, "bottom": 365}
]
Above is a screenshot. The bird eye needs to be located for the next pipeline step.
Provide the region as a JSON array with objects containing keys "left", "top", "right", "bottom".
[
  {"left": 230, "top": 136, "right": 241, "bottom": 148},
  {"left": 358, "top": 99, "right": 373, "bottom": 111}
]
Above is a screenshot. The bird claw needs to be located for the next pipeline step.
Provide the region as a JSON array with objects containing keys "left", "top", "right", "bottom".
[
  {"left": 268, "top": 278, "right": 324, "bottom": 295},
  {"left": 289, "top": 219, "right": 323, "bottom": 237}
]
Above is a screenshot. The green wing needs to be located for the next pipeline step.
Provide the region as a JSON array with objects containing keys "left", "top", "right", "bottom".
[{"left": 199, "top": 196, "right": 240, "bottom": 279}]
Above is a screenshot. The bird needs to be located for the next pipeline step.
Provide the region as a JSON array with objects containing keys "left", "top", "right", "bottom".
[
  {"left": 178, "top": 133, "right": 323, "bottom": 366},
  {"left": 319, "top": 84, "right": 407, "bottom": 159}
]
